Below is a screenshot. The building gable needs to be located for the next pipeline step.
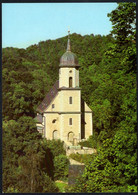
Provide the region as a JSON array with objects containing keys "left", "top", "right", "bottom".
[
  {"left": 36, "top": 80, "right": 59, "bottom": 113},
  {"left": 81, "top": 98, "right": 92, "bottom": 112},
  {"left": 43, "top": 92, "right": 59, "bottom": 112},
  {"left": 84, "top": 102, "right": 92, "bottom": 112}
]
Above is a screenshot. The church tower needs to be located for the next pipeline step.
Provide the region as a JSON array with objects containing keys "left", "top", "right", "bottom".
[
  {"left": 59, "top": 30, "right": 80, "bottom": 88},
  {"left": 36, "top": 31, "right": 93, "bottom": 144},
  {"left": 58, "top": 30, "right": 81, "bottom": 142}
]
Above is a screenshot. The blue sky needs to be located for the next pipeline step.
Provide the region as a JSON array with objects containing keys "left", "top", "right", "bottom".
[{"left": 2, "top": 3, "right": 118, "bottom": 49}]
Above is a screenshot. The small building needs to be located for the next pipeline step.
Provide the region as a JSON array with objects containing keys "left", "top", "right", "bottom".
[{"left": 35, "top": 32, "right": 93, "bottom": 145}]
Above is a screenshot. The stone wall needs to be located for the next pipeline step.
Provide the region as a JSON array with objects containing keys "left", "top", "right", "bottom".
[
  {"left": 68, "top": 164, "right": 85, "bottom": 185},
  {"left": 66, "top": 147, "right": 96, "bottom": 156}
]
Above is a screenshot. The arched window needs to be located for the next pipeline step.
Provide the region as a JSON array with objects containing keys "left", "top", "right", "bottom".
[
  {"left": 69, "top": 77, "right": 72, "bottom": 88},
  {"left": 53, "top": 130, "right": 58, "bottom": 139},
  {"left": 68, "top": 132, "right": 74, "bottom": 142},
  {"left": 69, "top": 97, "right": 72, "bottom": 104}
]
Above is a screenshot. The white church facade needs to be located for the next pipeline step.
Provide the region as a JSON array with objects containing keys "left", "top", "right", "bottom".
[{"left": 35, "top": 32, "right": 93, "bottom": 145}]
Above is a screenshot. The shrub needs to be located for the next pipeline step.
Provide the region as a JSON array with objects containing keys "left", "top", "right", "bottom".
[
  {"left": 54, "top": 154, "right": 69, "bottom": 180},
  {"left": 69, "top": 153, "right": 94, "bottom": 164},
  {"left": 43, "top": 173, "right": 59, "bottom": 192},
  {"left": 65, "top": 185, "right": 76, "bottom": 193},
  {"left": 46, "top": 139, "right": 66, "bottom": 157},
  {"left": 5, "top": 187, "right": 19, "bottom": 193},
  {"left": 55, "top": 182, "right": 68, "bottom": 192},
  {"left": 79, "top": 133, "right": 99, "bottom": 149},
  {"left": 69, "top": 153, "right": 82, "bottom": 162}
]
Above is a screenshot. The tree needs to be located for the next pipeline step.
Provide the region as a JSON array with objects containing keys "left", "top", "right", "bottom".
[
  {"left": 2, "top": 4, "right": 136, "bottom": 191},
  {"left": 68, "top": 2, "right": 137, "bottom": 193},
  {"left": 54, "top": 154, "right": 69, "bottom": 180},
  {"left": 107, "top": 3, "right": 136, "bottom": 43}
]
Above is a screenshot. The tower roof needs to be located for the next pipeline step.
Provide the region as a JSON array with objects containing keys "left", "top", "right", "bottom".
[{"left": 59, "top": 31, "right": 80, "bottom": 67}]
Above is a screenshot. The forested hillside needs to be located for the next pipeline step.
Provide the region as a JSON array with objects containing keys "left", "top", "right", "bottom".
[
  {"left": 2, "top": 2, "right": 137, "bottom": 193},
  {"left": 2, "top": 32, "right": 113, "bottom": 121}
]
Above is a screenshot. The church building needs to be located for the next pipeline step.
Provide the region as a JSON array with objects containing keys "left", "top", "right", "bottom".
[{"left": 35, "top": 32, "right": 93, "bottom": 145}]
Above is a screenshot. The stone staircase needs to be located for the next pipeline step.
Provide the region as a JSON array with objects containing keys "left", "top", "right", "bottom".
[
  {"left": 64, "top": 140, "right": 73, "bottom": 148},
  {"left": 63, "top": 140, "right": 96, "bottom": 156},
  {"left": 64, "top": 140, "right": 96, "bottom": 185},
  {"left": 68, "top": 156, "right": 85, "bottom": 185}
]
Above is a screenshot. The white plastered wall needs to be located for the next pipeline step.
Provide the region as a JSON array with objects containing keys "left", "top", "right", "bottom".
[
  {"left": 61, "top": 113, "right": 81, "bottom": 141},
  {"left": 84, "top": 112, "right": 93, "bottom": 139},
  {"left": 59, "top": 67, "right": 79, "bottom": 88},
  {"left": 59, "top": 90, "right": 81, "bottom": 112},
  {"left": 43, "top": 113, "right": 60, "bottom": 140}
]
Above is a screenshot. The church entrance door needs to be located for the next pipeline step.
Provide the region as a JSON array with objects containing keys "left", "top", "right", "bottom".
[
  {"left": 53, "top": 130, "right": 59, "bottom": 140},
  {"left": 68, "top": 132, "right": 74, "bottom": 142}
]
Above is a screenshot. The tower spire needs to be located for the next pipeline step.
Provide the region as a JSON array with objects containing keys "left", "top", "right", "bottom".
[{"left": 67, "top": 28, "right": 71, "bottom": 51}]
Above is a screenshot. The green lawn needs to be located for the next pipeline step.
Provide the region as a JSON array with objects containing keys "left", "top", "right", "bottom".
[{"left": 55, "top": 181, "right": 68, "bottom": 192}]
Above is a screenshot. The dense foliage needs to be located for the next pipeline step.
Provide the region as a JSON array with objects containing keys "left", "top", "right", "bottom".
[
  {"left": 79, "top": 133, "right": 100, "bottom": 149},
  {"left": 2, "top": 2, "right": 136, "bottom": 193},
  {"left": 54, "top": 154, "right": 69, "bottom": 180},
  {"left": 66, "top": 2, "right": 137, "bottom": 193},
  {"left": 3, "top": 119, "right": 67, "bottom": 192},
  {"left": 69, "top": 153, "right": 94, "bottom": 165}
]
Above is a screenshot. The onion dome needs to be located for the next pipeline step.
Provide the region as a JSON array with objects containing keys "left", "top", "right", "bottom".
[{"left": 59, "top": 31, "right": 80, "bottom": 67}]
